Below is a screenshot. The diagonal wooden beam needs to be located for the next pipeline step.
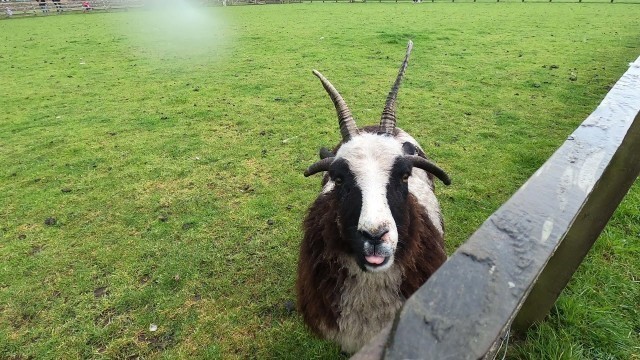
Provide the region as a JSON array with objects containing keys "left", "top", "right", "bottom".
[{"left": 352, "top": 56, "right": 640, "bottom": 360}]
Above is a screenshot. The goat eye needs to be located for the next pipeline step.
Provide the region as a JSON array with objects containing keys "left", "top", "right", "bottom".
[
  {"left": 334, "top": 177, "right": 343, "bottom": 186},
  {"left": 402, "top": 173, "right": 410, "bottom": 183}
]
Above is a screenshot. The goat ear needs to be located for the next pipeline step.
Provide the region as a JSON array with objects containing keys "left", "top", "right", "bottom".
[
  {"left": 319, "top": 147, "right": 335, "bottom": 159},
  {"left": 402, "top": 142, "right": 417, "bottom": 155}
]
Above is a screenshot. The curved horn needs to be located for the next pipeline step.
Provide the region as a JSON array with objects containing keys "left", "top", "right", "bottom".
[
  {"left": 304, "top": 157, "right": 335, "bottom": 177},
  {"left": 312, "top": 70, "right": 359, "bottom": 142},
  {"left": 407, "top": 155, "right": 451, "bottom": 185},
  {"left": 380, "top": 40, "right": 413, "bottom": 135}
]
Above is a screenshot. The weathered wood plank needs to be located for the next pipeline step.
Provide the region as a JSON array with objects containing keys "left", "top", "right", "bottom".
[
  {"left": 353, "top": 56, "right": 640, "bottom": 359},
  {"left": 513, "top": 74, "right": 640, "bottom": 331}
]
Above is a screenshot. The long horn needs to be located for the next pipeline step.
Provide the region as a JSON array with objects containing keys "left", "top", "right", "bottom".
[
  {"left": 380, "top": 40, "right": 413, "bottom": 135},
  {"left": 312, "top": 70, "right": 359, "bottom": 142},
  {"left": 304, "top": 157, "right": 335, "bottom": 177},
  {"left": 407, "top": 155, "right": 451, "bottom": 185}
]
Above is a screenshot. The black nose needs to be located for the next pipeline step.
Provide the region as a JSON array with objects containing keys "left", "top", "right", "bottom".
[{"left": 359, "top": 229, "right": 388, "bottom": 245}]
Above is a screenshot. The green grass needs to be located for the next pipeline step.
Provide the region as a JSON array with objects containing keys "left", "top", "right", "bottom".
[{"left": 0, "top": 3, "right": 639, "bottom": 359}]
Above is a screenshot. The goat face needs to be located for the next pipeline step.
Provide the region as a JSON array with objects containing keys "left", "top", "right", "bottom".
[
  {"left": 304, "top": 40, "right": 450, "bottom": 272},
  {"left": 327, "top": 134, "right": 411, "bottom": 271}
]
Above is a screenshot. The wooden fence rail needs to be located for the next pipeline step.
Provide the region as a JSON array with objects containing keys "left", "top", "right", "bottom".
[
  {"left": 1, "top": 0, "right": 144, "bottom": 17},
  {"left": 352, "top": 56, "right": 640, "bottom": 359},
  {"left": 1, "top": 0, "right": 638, "bottom": 16},
  {"left": 305, "top": 0, "right": 633, "bottom": 2}
]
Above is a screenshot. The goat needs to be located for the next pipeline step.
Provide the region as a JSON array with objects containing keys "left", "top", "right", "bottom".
[{"left": 296, "top": 41, "right": 450, "bottom": 353}]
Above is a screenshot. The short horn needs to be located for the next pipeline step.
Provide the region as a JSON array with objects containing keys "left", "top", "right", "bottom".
[
  {"left": 304, "top": 157, "right": 335, "bottom": 177},
  {"left": 380, "top": 40, "right": 413, "bottom": 135},
  {"left": 407, "top": 155, "right": 451, "bottom": 185},
  {"left": 319, "top": 147, "right": 335, "bottom": 159},
  {"left": 313, "top": 70, "right": 359, "bottom": 142}
]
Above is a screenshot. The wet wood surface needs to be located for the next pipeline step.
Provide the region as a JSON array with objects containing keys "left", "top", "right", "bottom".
[{"left": 353, "top": 56, "right": 640, "bottom": 360}]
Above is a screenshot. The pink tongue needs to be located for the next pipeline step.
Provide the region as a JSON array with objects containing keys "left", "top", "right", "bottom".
[{"left": 365, "top": 255, "right": 385, "bottom": 265}]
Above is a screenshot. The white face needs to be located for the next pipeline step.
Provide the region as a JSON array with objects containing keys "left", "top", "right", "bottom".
[{"left": 334, "top": 133, "right": 406, "bottom": 272}]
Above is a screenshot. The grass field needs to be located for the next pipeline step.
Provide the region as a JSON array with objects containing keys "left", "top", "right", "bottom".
[{"left": 1, "top": 3, "right": 639, "bottom": 359}]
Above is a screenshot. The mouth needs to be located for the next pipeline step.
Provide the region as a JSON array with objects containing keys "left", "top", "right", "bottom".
[
  {"left": 361, "top": 240, "right": 394, "bottom": 270},
  {"left": 364, "top": 255, "right": 389, "bottom": 266},
  {"left": 364, "top": 255, "right": 390, "bottom": 267}
]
